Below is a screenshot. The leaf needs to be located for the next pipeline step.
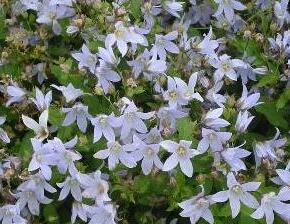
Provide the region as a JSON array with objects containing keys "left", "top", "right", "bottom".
[
  {"left": 176, "top": 117, "right": 196, "bottom": 141},
  {"left": 43, "top": 204, "right": 59, "bottom": 224},
  {"left": 130, "top": 0, "right": 141, "bottom": 21},
  {"left": 0, "top": 7, "right": 6, "bottom": 40},
  {"left": 257, "top": 73, "right": 279, "bottom": 87},
  {"left": 256, "top": 102, "right": 289, "bottom": 129},
  {"left": 48, "top": 105, "right": 65, "bottom": 127},
  {"left": 276, "top": 88, "right": 290, "bottom": 109}
]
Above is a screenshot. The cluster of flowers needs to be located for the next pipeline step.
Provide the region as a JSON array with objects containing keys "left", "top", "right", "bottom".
[{"left": 0, "top": 0, "right": 290, "bottom": 223}]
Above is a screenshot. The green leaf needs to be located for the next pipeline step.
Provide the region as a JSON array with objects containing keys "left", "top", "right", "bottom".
[
  {"left": 48, "top": 105, "right": 65, "bottom": 127},
  {"left": 257, "top": 73, "right": 279, "bottom": 87},
  {"left": 176, "top": 117, "right": 196, "bottom": 141},
  {"left": 276, "top": 88, "right": 290, "bottom": 109},
  {"left": 130, "top": 0, "right": 141, "bottom": 21},
  {"left": 0, "top": 7, "right": 6, "bottom": 40},
  {"left": 256, "top": 102, "right": 289, "bottom": 129},
  {"left": 43, "top": 204, "right": 59, "bottom": 223}
]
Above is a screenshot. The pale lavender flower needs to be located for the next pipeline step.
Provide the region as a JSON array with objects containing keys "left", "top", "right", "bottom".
[
  {"left": 0, "top": 116, "right": 10, "bottom": 143},
  {"left": 197, "top": 128, "right": 232, "bottom": 153},
  {"left": 251, "top": 190, "right": 290, "bottom": 224},
  {"left": 118, "top": 101, "right": 154, "bottom": 140},
  {"left": 205, "top": 81, "right": 227, "bottom": 108},
  {"left": 153, "top": 31, "right": 180, "bottom": 60},
  {"left": 139, "top": 126, "right": 162, "bottom": 144},
  {"left": 105, "top": 21, "right": 147, "bottom": 57},
  {"left": 21, "top": 0, "right": 40, "bottom": 10},
  {"left": 178, "top": 186, "right": 215, "bottom": 224},
  {"left": 162, "top": 0, "right": 184, "bottom": 18},
  {"left": 213, "top": 0, "right": 246, "bottom": 23},
  {"left": 209, "top": 54, "right": 246, "bottom": 82},
  {"left": 141, "top": 1, "right": 162, "bottom": 29},
  {"left": 6, "top": 84, "right": 26, "bottom": 106},
  {"left": 91, "top": 114, "right": 121, "bottom": 142},
  {"left": 51, "top": 83, "right": 84, "bottom": 103},
  {"left": 62, "top": 103, "right": 91, "bottom": 133},
  {"left": 28, "top": 138, "right": 55, "bottom": 180},
  {"left": 160, "top": 140, "right": 200, "bottom": 177},
  {"left": 31, "top": 63, "right": 48, "bottom": 84},
  {"left": 0, "top": 204, "right": 27, "bottom": 224},
  {"left": 274, "top": 0, "right": 290, "bottom": 28},
  {"left": 22, "top": 110, "right": 49, "bottom": 140},
  {"left": 220, "top": 143, "right": 251, "bottom": 171},
  {"left": 49, "top": 0, "right": 75, "bottom": 6},
  {"left": 95, "top": 47, "right": 121, "bottom": 94},
  {"left": 256, "top": 0, "right": 272, "bottom": 9},
  {"left": 235, "top": 111, "right": 255, "bottom": 133},
  {"left": 30, "top": 87, "right": 52, "bottom": 112},
  {"left": 87, "top": 203, "right": 117, "bottom": 224},
  {"left": 71, "top": 202, "right": 88, "bottom": 223},
  {"left": 72, "top": 44, "right": 98, "bottom": 74},
  {"left": 36, "top": 0, "right": 75, "bottom": 35},
  {"left": 189, "top": 1, "right": 214, "bottom": 26},
  {"left": 163, "top": 76, "right": 186, "bottom": 108},
  {"left": 132, "top": 135, "right": 163, "bottom": 175},
  {"left": 211, "top": 172, "right": 260, "bottom": 218},
  {"left": 127, "top": 49, "right": 167, "bottom": 80},
  {"left": 57, "top": 176, "right": 82, "bottom": 201},
  {"left": 268, "top": 30, "right": 290, "bottom": 56},
  {"left": 237, "top": 84, "right": 261, "bottom": 111},
  {"left": 203, "top": 108, "right": 230, "bottom": 130},
  {"left": 81, "top": 171, "right": 110, "bottom": 204},
  {"left": 94, "top": 141, "right": 137, "bottom": 170},
  {"left": 271, "top": 169, "right": 290, "bottom": 202}
]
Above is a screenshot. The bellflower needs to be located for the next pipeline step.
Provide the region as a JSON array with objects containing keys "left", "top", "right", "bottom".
[
  {"left": 213, "top": 0, "right": 246, "bottom": 23},
  {"left": 118, "top": 100, "right": 154, "bottom": 140},
  {"left": 271, "top": 168, "right": 290, "bottom": 201},
  {"left": 57, "top": 176, "right": 82, "bottom": 202},
  {"left": 51, "top": 83, "right": 84, "bottom": 103},
  {"left": 132, "top": 135, "right": 163, "bottom": 175},
  {"left": 0, "top": 204, "right": 27, "bottom": 224},
  {"left": 21, "top": 0, "right": 40, "bottom": 10},
  {"left": 237, "top": 84, "right": 262, "bottom": 111},
  {"left": 235, "top": 111, "right": 255, "bottom": 133},
  {"left": 209, "top": 54, "right": 246, "bottom": 82},
  {"left": 94, "top": 141, "right": 137, "bottom": 170},
  {"left": 251, "top": 190, "right": 290, "bottom": 224},
  {"left": 72, "top": 44, "right": 98, "bottom": 74},
  {"left": 0, "top": 116, "right": 10, "bottom": 143},
  {"left": 62, "top": 103, "right": 91, "bottom": 133},
  {"left": 91, "top": 114, "right": 121, "bottom": 142},
  {"left": 153, "top": 31, "right": 180, "bottom": 60},
  {"left": 178, "top": 186, "right": 215, "bottom": 224},
  {"left": 6, "top": 84, "right": 26, "bottom": 106},
  {"left": 205, "top": 81, "right": 227, "bottom": 107},
  {"left": 160, "top": 140, "right": 200, "bottom": 177},
  {"left": 202, "top": 108, "right": 230, "bottom": 130},
  {"left": 71, "top": 202, "right": 88, "bottom": 223},
  {"left": 22, "top": 110, "right": 49, "bottom": 140},
  {"left": 105, "top": 21, "right": 147, "bottom": 57},
  {"left": 30, "top": 87, "right": 52, "bottom": 112},
  {"left": 87, "top": 203, "right": 117, "bottom": 224},
  {"left": 31, "top": 63, "right": 48, "bottom": 84},
  {"left": 211, "top": 172, "right": 260, "bottom": 218},
  {"left": 162, "top": 0, "right": 184, "bottom": 18},
  {"left": 163, "top": 76, "right": 185, "bottom": 108},
  {"left": 197, "top": 128, "right": 232, "bottom": 153},
  {"left": 274, "top": 0, "right": 290, "bottom": 28}
]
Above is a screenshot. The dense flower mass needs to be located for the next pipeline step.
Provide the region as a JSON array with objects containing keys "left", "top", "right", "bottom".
[{"left": 0, "top": 0, "right": 290, "bottom": 223}]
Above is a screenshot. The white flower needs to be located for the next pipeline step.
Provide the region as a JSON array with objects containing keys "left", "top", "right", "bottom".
[
  {"left": 160, "top": 140, "right": 200, "bottom": 177},
  {"left": 0, "top": 204, "right": 27, "bottom": 224},
  {"left": 57, "top": 176, "right": 82, "bottom": 201},
  {"left": 71, "top": 202, "right": 88, "bottom": 223},
  {"left": 179, "top": 186, "right": 215, "bottom": 224},
  {"left": 251, "top": 190, "right": 290, "bottom": 224},
  {"left": 132, "top": 135, "right": 163, "bottom": 175},
  {"left": 205, "top": 81, "right": 227, "bottom": 108},
  {"left": 6, "top": 84, "right": 26, "bottom": 106},
  {"left": 87, "top": 203, "right": 117, "bottom": 224},
  {"left": 105, "top": 21, "right": 147, "bottom": 57},
  {"left": 197, "top": 128, "right": 232, "bottom": 153},
  {"left": 72, "top": 44, "right": 98, "bottom": 74},
  {"left": 22, "top": 110, "right": 49, "bottom": 140},
  {"left": 30, "top": 87, "right": 52, "bottom": 112},
  {"left": 237, "top": 84, "right": 262, "bottom": 110},
  {"left": 21, "top": 0, "right": 40, "bottom": 10},
  {"left": 51, "top": 83, "right": 84, "bottom": 103},
  {"left": 211, "top": 172, "right": 260, "bottom": 218},
  {"left": 0, "top": 116, "right": 10, "bottom": 143},
  {"left": 94, "top": 141, "right": 137, "bottom": 170},
  {"left": 209, "top": 54, "right": 246, "bottom": 82},
  {"left": 235, "top": 111, "right": 255, "bottom": 133},
  {"left": 274, "top": 0, "right": 290, "bottom": 28},
  {"left": 202, "top": 108, "right": 230, "bottom": 130},
  {"left": 162, "top": 0, "right": 184, "bottom": 18},
  {"left": 214, "top": 0, "right": 246, "bottom": 23}
]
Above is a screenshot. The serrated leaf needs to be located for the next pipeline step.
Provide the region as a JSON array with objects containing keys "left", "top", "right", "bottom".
[{"left": 276, "top": 88, "right": 290, "bottom": 109}]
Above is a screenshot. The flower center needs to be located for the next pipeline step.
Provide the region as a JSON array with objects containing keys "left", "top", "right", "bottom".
[
  {"left": 146, "top": 147, "right": 154, "bottom": 157},
  {"left": 99, "top": 116, "right": 107, "bottom": 128},
  {"left": 232, "top": 185, "right": 242, "bottom": 194},
  {"left": 222, "top": 62, "right": 231, "bottom": 72},
  {"left": 196, "top": 197, "right": 209, "bottom": 208},
  {"left": 86, "top": 55, "right": 96, "bottom": 66},
  {"left": 168, "top": 91, "right": 177, "bottom": 100},
  {"left": 111, "top": 143, "right": 121, "bottom": 153},
  {"left": 177, "top": 146, "right": 186, "bottom": 156}
]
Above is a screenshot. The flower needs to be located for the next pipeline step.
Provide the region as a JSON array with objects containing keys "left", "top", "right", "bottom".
[
  {"left": 178, "top": 186, "right": 215, "bottom": 224},
  {"left": 160, "top": 140, "right": 200, "bottom": 177},
  {"left": 153, "top": 31, "right": 180, "bottom": 60},
  {"left": 87, "top": 203, "right": 117, "bottom": 224},
  {"left": 163, "top": 76, "right": 186, "bottom": 108},
  {"left": 31, "top": 63, "right": 48, "bottom": 84},
  {"left": 57, "top": 176, "right": 82, "bottom": 201},
  {"left": 0, "top": 204, "right": 27, "bottom": 224},
  {"left": 105, "top": 21, "right": 147, "bottom": 57},
  {"left": 0, "top": 116, "right": 10, "bottom": 143},
  {"left": 211, "top": 172, "right": 260, "bottom": 218},
  {"left": 235, "top": 110, "right": 255, "bottom": 133},
  {"left": 21, "top": 0, "right": 40, "bottom": 10},
  {"left": 237, "top": 84, "right": 262, "bottom": 110},
  {"left": 274, "top": 0, "right": 290, "bottom": 28},
  {"left": 51, "top": 83, "right": 84, "bottom": 103},
  {"left": 132, "top": 135, "right": 163, "bottom": 175},
  {"left": 202, "top": 108, "right": 230, "bottom": 130},
  {"left": 91, "top": 114, "right": 121, "bottom": 142},
  {"left": 6, "top": 84, "right": 26, "bottom": 106},
  {"left": 162, "top": 0, "right": 184, "bottom": 18},
  {"left": 251, "top": 190, "right": 290, "bottom": 224},
  {"left": 94, "top": 141, "right": 137, "bottom": 170},
  {"left": 197, "top": 128, "right": 232, "bottom": 153},
  {"left": 30, "top": 87, "right": 52, "bottom": 112},
  {"left": 72, "top": 44, "right": 98, "bottom": 74},
  {"left": 62, "top": 103, "right": 91, "bottom": 133},
  {"left": 213, "top": 0, "right": 246, "bottom": 23},
  {"left": 71, "top": 202, "right": 88, "bottom": 223},
  {"left": 209, "top": 54, "right": 246, "bottom": 82},
  {"left": 205, "top": 81, "right": 227, "bottom": 107},
  {"left": 22, "top": 110, "right": 49, "bottom": 140}
]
